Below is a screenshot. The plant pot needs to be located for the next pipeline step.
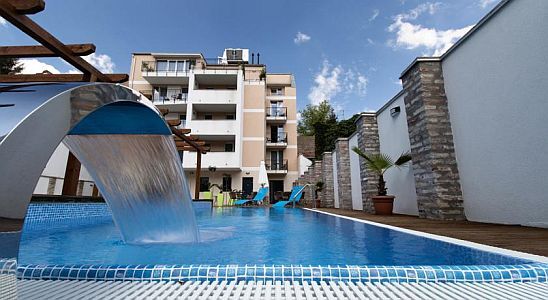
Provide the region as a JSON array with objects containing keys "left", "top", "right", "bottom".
[{"left": 372, "top": 195, "right": 395, "bottom": 215}]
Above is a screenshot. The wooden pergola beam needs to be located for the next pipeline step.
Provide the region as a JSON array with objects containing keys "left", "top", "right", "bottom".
[
  {"left": 0, "top": 44, "right": 96, "bottom": 58},
  {"left": 166, "top": 119, "right": 181, "bottom": 127},
  {"left": 0, "top": 2, "right": 111, "bottom": 82},
  {"left": 176, "top": 146, "right": 210, "bottom": 152},
  {"left": 0, "top": 73, "right": 128, "bottom": 83},
  {"left": 175, "top": 141, "right": 206, "bottom": 148},
  {"left": 6, "top": 0, "right": 45, "bottom": 15}
]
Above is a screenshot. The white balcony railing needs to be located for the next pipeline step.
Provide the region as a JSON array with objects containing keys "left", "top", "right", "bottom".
[
  {"left": 188, "top": 120, "right": 237, "bottom": 135},
  {"left": 183, "top": 152, "right": 240, "bottom": 169},
  {"left": 190, "top": 89, "right": 239, "bottom": 104}
]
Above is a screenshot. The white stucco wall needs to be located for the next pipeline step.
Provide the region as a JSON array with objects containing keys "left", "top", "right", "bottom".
[
  {"left": 348, "top": 133, "right": 363, "bottom": 210},
  {"left": 377, "top": 93, "right": 419, "bottom": 216},
  {"left": 441, "top": 0, "right": 548, "bottom": 227},
  {"left": 298, "top": 154, "right": 313, "bottom": 176},
  {"left": 33, "top": 143, "right": 94, "bottom": 196},
  {"left": 332, "top": 151, "right": 340, "bottom": 208}
]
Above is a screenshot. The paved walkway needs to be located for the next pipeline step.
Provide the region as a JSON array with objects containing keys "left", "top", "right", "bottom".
[{"left": 318, "top": 209, "right": 548, "bottom": 257}]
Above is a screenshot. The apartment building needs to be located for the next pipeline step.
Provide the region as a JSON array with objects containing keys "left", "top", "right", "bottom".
[{"left": 128, "top": 48, "right": 298, "bottom": 200}]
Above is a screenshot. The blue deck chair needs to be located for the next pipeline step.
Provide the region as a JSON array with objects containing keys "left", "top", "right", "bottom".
[
  {"left": 234, "top": 187, "right": 269, "bottom": 205},
  {"left": 272, "top": 185, "right": 305, "bottom": 208}
]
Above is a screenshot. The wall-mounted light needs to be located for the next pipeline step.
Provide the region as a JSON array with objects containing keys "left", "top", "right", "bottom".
[
  {"left": 245, "top": 171, "right": 250, "bottom": 175},
  {"left": 390, "top": 106, "right": 401, "bottom": 117}
]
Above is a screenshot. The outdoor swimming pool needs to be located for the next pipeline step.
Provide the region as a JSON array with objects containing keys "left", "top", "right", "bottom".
[{"left": 16, "top": 203, "right": 548, "bottom": 282}]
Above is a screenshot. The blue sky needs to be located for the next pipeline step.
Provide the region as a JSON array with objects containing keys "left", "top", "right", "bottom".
[{"left": 0, "top": 0, "right": 500, "bottom": 119}]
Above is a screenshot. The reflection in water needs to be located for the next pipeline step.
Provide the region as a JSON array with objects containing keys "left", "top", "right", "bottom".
[{"left": 64, "top": 135, "right": 199, "bottom": 244}]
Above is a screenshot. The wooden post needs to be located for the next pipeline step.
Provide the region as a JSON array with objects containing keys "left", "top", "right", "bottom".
[
  {"left": 195, "top": 152, "right": 202, "bottom": 200},
  {"left": 62, "top": 152, "right": 81, "bottom": 196},
  {"left": 92, "top": 185, "right": 99, "bottom": 197}
]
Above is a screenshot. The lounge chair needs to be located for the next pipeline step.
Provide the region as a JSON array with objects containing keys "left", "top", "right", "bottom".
[
  {"left": 272, "top": 185, "right": 305, "bottom": 208},
  {"left": 234, "top": 187, "right": 269, "bottom": 205}
]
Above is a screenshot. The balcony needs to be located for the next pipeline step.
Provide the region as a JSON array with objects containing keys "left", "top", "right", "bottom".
[
  {"left": 266, "top": 132, "right": 288, "bottom": 148},
  {"left": 141, "top": 60, "right": 191, "bottom": 85},
  {"left": 183, "top": 151, "right": 240, "bottom": 171},
  {"left": 141, "top": 89, "right": 187, "bottom": 103},
  {"left": 266, "top": 107, "right": 287, "bottom": 123},
  {"left": 266, "top": 159, "right": 288, "bottom": 174},
  {"left": 191, "top": 89, "right": 239, "bottom": 104},
  {"left": 189, "top": 120, "right": 237, "bottom": 135}
]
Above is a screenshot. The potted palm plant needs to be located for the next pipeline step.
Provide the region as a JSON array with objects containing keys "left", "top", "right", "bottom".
[{"left": 351, "top": 147, "right": 412, "bottom": 215}]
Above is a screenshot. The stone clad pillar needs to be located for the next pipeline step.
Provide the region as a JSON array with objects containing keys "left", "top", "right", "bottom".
[
  {"left": 335, "top": 138, "right": 352, "bottom": 210},
  {"left": 321, "top": 152, "right": 334, "bottom": 208},
  {"left": 355, "top": 113, "right": 380, "bottom": 213},
  {"left": 400, "top": 58, "right": 465, "bottom": 220}
]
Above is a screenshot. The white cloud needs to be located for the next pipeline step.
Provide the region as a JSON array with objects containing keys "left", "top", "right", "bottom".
[
  {"left": 479, "top": 0, "right": 498, "bottom": 8},
  {"left": 357, "top": 75, "right": 368, "bottom": 96},
  {"left": 19, "top": 59, "right": 60, "bottom": 74},
  {"left": 369, "top": 9, "right": 380, "bottom": 22},
  {"left": 294, "top": 32, "right": 311, "bottom": 45},
  {"left": 367, "top": 38, "right": 375, "bottom": 45},
  {"left": 308, "top": 60, "right": 342, "bottom": 105},
  {"left": 308, "top": 59, "right": 369, "bottom": 105},
  {"left": 66, "top": 53, "right": 116, "bottom": 73},
  {"left": 84, "top": 53, "right": 115, "bottom": 73},
  {"left": 388, "top": 2, "right": 474, "bottom": 56},
  {"left": 0, "top": 17, "right": 7, "bottom": 27}
]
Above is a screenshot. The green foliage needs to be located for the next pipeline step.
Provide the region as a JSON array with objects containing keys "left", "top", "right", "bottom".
[
  {"left": 298, "top": 100, "right": 359, "bottom": 158},
  {"left": 351, "top": 147, "right": 412, "bottom": 195},
  {"left": 0, "top": 58, "right": 23, "bottom": 74}
]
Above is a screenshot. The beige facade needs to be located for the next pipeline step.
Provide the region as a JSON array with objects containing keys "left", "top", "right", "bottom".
[{"left": 128, "top": 49, "right": 298, "bottom": 200}]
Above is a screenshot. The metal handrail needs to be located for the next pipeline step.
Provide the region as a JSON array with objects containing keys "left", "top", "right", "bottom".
[
  {"left": 265, "top": 159, "right": 288, "bottom": 171},
  {"left": 141, "top": 60, "right": 193, "bottom": 76},
  {"left": 266, "top": 107, "right": 287, "bottom": 117},
  {"left": 266, "top": 132, "right": 288, "bottom": 143},
  {"left": 140, "top": 89, "right": 188, "bottom": 104}
]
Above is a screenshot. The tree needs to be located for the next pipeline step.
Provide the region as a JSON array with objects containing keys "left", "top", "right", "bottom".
[
  {"left": 298, "top": 100, "right": 360, "bottom": 158},
  {"left": 297, "top": 100, "right": 337, "bottom": 136},
  {"left": 0, "top": 58, "right": 23, "bottom": 74},
  {"left": 351, "top": 148, "right": 412, "bottom": 195}
]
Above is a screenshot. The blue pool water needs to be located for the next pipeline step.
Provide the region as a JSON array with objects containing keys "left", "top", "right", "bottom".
[{"left": 19, "top": 204, "right": 530, "bottom": 266}]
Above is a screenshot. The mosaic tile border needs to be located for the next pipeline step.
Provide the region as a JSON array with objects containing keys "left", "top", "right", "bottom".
[{"left": 17, "top": 263, "right": 548, "bottom": 283}]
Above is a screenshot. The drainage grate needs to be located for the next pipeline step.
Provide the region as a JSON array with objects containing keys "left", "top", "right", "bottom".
[{"left": 17, "top": 280, "right": 548, "bottom": 299}]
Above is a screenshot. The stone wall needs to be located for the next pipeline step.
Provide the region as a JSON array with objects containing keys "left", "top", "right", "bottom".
[
  {"left": 320, "top": 152, "right": 334, "bottom": 208},
  {"left": 335, "top": 138, "right": 352, "bottom": 210},
  {"left": 401, "top": 59, "right": 465, "bottom": 220},
  {"left": 297, "top": 135, "right": 316, "bottom": 159},
  {"left": 355, "top": 113, "right": 380, "bottom": 213}
]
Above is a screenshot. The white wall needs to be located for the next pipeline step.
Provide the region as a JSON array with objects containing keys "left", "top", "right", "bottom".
[
  {"left": 348, "top": 133, "right": 363, "bottom": 210},
  {"left": 441, "top": 0, "right": 548, "bottom": 227},
  {"left": 298, "top": 154, "right": 313, "bottom": 176},
  {"left": 377, "top": 93, "right": 419, "bottom": 216},
  {"left": 33, "top": 143, "right": 94, "bottom": 196}
]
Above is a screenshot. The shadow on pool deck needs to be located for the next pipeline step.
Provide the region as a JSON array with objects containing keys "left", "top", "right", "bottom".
[{"left": 317, "top": 208, "right": 548, "bottom": 257}]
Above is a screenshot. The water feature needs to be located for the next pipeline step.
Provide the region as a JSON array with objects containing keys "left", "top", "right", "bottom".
[{"left": 63, "top": 134, "right": 199, "bottom": 244}]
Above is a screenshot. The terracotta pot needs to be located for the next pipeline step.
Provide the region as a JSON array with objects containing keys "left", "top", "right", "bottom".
[{"left": 372, "top": 195, "right": 395, "bottom": 215}]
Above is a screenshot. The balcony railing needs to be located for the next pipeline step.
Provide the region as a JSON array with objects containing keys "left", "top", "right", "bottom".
[
  {"left": 140, "top": 89, "right": 188, "bottom": 104},
  {"left": 266, "top": 107, "right": 287, "bottom": 117},
  {"left": 267, "top": 132, "right": 287, "bottom": 143},
  {"left": 266, "top": 159, "right": 288, "bottom": 171},
  {"left": 141, "top": 61, "right": 192, "bottom": 77}
]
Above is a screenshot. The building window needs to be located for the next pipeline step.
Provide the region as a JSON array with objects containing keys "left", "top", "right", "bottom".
[
  {"left": 224, "top": 143, "right": 234, "bottom": 152},
  {"left": 204, "top": 114, "right": 213, "bottom": 120},
  {"left": 226, "top": 114, "right": 235, "bottom": 120},
  {"left": 222, "top": 175, "right": 232, "bottom": 192},
  {"left": 179, "top": 114, "right": 186, "bottom": 120},
  {"left": 271, "top": 88, "right": 283, "bottom": 96},
  {"left": 199, "top": 177, "right": 209, "bottom": 192}
]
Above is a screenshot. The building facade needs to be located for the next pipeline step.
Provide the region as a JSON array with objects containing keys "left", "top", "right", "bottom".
[{"left": 127, "top": 48, "right": 299, "bottom": 200}]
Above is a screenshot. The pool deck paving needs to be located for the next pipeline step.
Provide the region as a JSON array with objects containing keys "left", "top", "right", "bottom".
[{"left": 317, "top": 208, "right": 548, "bottom": 257}]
